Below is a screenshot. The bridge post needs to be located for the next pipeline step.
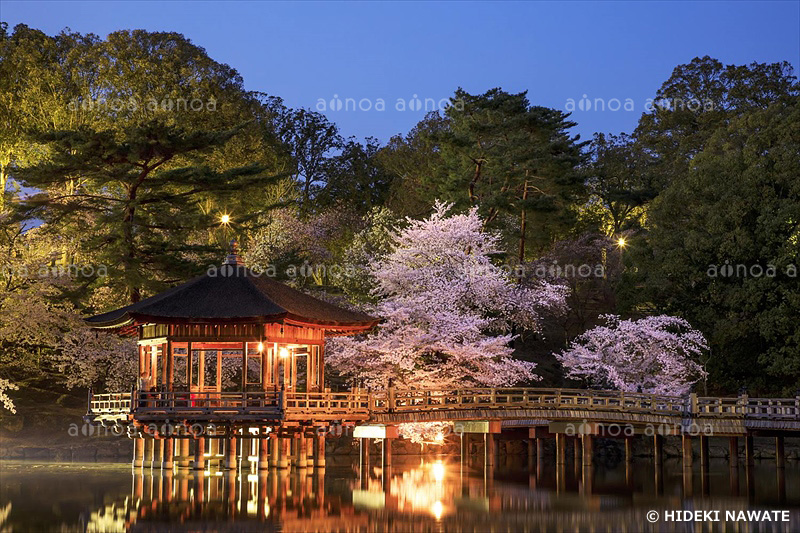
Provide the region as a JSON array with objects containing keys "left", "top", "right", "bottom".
[
  {"left": 155, "top": 438, "right": 164, "bottom": 468},
  {"left": 700, "top": 435, "right": 710, "bottom": 471},
  {"left": 258, "top": 434, "right": 269, "bottom": 471},
  {"left": 295, "top": 432, "right": 308, "bottom": 469},
  {"left": 485, "top": 433, "right": 496, "bottom": 468},
  {"left": 382, "top": 437, "right": 393, "bottom": 468},
  {"left": 776, "top": 436, "right": 785, "bottom": 469},
  {"left": 527, "top": 439, "right": 535, "bottom": 466},
  {"left": 581, "top": 434, "right": 593, "bottom": 467},
  {"left": 653, "top": 434, "right": 663, "bottom": 466},
  {"left": 179, "top": 437, "right": 190, "bottom": 469},
  {"left": 681, "top": 434, "right": 693, "bottom": 468},
  {"left": 624, "top": 437, "right": 633, "bottom": 464},
  {"left": 133, "top": 436, "right": 145, "bottom": 468},
  {"left": 361, "top": 437, "right": 371, "bottom": 468},
  {"left": 314, "top": 432, "right": 326, "bottom": 468},
  {"left": 193, "top": 436, "right": 205, "bottom": 470},
  {"left": 163, "top": 437, "right": 174, "bottom": 471},
  {"left": 269, "top": 435, "right": 279, "bottom": 468},
  {"left": 278, "top": 434, "right": 290, "bottom": 469},
  {"left": 225, "top": 435, "right": 238, "bottom": 470},
  {"left": 143, "top": 437, "right": 154, "bottom": 468},
  {"left": 745, "top": 434, "right": 754, "bottom": 467},
  {"left": 728, "top": 437, "right": 738, "bottom": 468},
  {"left": 573, "top": 436, "right": 581, "bottom": 465},
  {"left": 555, "top": 433, "right": 566, "bottom": 465}
]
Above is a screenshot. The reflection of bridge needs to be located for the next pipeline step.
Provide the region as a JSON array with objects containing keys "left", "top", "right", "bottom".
[
  {"left": 86, "top": 386, "right": 799, "bottom": 474},
  {"left": 84, "top": 459, "right": 800, "bottom": 533}
]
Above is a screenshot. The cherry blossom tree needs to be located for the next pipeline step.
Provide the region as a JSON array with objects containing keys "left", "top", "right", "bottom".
[
  {"left": 0, "top": 378, "right": 18, "bottom": 413},
  {"left": 555, "top": 314, "right": 708, "bottom": 396},
  {"left": 328, "top": 201, "right": 568, "bottom": 390},
  {"left": 57, "top": 327, "right": 138, "bottom": 392}
]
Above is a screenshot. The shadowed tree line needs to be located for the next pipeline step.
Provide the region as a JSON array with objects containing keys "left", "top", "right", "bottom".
[{"left": 0, "top": 22, "right": 798, "bottom": 402}]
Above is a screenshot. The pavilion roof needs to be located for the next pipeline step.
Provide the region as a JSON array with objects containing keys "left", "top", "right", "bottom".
[{"left": 86, "top": 251, "right": 378, "bottom": 332}]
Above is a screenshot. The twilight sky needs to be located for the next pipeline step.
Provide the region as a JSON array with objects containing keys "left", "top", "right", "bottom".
[{"left": 2, "top": 1, "right": 798, "bottom": 143}]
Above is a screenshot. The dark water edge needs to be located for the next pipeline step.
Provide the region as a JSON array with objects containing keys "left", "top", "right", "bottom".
[{"left": 0, "top": 456, "right": 798, "bottom": 532}]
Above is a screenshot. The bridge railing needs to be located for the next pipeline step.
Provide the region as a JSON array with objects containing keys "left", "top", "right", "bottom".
[
  {"left": 88, "top": 391, "right": 132, "bottom": 416},
  {"left": 371, "top": 388, "right": 687, "bottom": 415},
  {"left": 744, "top": 397, "right": 800, "bottom": 419},
  {"left": 284, "top": 390, "right": 371, "bottom": 416}
]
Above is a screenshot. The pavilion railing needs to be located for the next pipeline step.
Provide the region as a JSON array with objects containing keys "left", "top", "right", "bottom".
[
  {"left": 134, "top": 390, "right": 283, "bottom": 414},
  {"left": 88, "top": 391, "right": 132, "bottom": 416}
]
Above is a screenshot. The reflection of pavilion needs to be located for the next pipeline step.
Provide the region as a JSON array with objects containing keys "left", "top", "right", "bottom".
[{"left": 86, "top": 459, "right": 800, "bottom": 532}]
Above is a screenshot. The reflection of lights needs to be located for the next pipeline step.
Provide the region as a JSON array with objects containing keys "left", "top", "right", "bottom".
[
  {"left": 279, "top": 347, "right": 289, "bottom": 358},
  {"left": 432, "top": 461, "right": 445, "bottom": 483},
  {"left": 257, "top": 342, "right": 264, "bottom": 352},
  {"left": 431, "top": 500, "right": 443, "bottom": 520}
]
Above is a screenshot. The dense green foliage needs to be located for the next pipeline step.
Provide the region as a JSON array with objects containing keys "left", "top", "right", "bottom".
[{"left": 1, "top": 22, "right": 798, "bottom": 396}]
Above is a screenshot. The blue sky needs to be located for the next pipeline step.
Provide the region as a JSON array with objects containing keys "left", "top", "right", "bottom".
[{"left": 2, "top": 1, "right": 798, "bottom": 143}]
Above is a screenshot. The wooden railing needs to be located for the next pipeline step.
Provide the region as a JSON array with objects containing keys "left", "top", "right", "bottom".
[
  {"left": 370, "top": 388, "right": 688, "bottom": 416},
  {"left": 284, "top": 391, "right": 371, "bottom": 416},
  {"left": 88, "top": 391, "right": 132, "bottom": 415},
  {"left": 87, "top": 387, "right": 800, "bottom": 424}
]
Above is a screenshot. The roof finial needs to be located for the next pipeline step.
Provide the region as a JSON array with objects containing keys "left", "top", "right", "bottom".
[{"left": 223, "top": 238, "right": 244, "bottom": 266}]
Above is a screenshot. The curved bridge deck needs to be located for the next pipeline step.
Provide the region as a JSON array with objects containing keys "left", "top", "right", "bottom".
[{"left": 86, "top": 387, "right": 800, "bottom": 436}]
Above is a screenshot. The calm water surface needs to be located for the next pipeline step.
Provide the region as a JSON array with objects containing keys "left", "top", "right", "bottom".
[{"left": 0, "top": 456, "right": 798, "bottom": 532}]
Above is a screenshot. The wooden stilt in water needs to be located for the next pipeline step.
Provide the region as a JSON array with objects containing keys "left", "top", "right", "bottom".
[
  {"left": 729, "top": 437, "right": 738, "bottom": 468},
  {"left": 681, "top": 435, "right": 693, "bottom": 468},
  {"left": 277, "top": 435, "right": 290, "bottom": 469},
  {"left": 776, "top": 436, "right": 785, "bottom": 469},
  {"left": 581, "top": 434, "right": 593, "bottom": 466},
  {"left": 193, "top": 437, "right": 205, "bottom": 471},
  {"left": 653, "top": 434, "right": 663, "bottom": 466},
  {"left": 382, "top": 437, "right": 393, "bottom": 468},
  {"left": 133, "top": 437, "right": 145, "bottom": 468},
  {"left": 225, "top": 435, "right": 237, "bottom": 470},
  {"left": 163, "top": 438, "right": 174, "bottom": 471},
  {"left": 555, "top": 434, "right": 566, "bottom": 465},
  {"left": 296, "top": 433, "right": 308, "bottom": 469},
  {"left": 314, "top": 432, "right": 326, "bottom": 468},
  {"left": 259, "top": 435, "right": 269, "bottom": 471}
]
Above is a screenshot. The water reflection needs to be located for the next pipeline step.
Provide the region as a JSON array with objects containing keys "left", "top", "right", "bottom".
[{"left": 0, "top": 457, "right": 798, "bottom": 531}]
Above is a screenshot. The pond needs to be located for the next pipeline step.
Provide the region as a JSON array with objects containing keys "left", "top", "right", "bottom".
[{"left": 0, "top": 456, "right": 798, "bottom": 531}]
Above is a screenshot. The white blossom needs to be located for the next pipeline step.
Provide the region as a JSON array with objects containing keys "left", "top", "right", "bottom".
[{"left": 556, "top": 314, "right": 708, "bottom": 396}]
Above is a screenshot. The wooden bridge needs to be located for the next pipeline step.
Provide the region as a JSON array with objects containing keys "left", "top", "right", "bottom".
[
  {"left": 87, "top": 386, "right": 800, "bottom": 432},
  {"left": 86, "top": 386, "right": 799, "bottom": 473}
]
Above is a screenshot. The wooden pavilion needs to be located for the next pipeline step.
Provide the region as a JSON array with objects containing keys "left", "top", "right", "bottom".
[{"left": 87, "top": 241, "right": 378, "bottom": 398}]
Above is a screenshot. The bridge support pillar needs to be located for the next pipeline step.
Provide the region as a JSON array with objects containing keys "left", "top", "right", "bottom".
[
  {"left": 624, "top": 437, "right": 634, "bottom": 464},
  {"left": 193, "top": 437, "right": 205, "bottom": 471},
  {"left": 485, "top": 434, "right": 496, "bottom": 468},
  {"left": 555, "top": 434, "right": 566, "bottom": 465},
  {"left": 581, "top": 434, "right": 593, "bottom": 466},
  {"left": 729, "top": 437, "right": 738, "bottom": 468},
  {"left": 361, "top": 438, "right": 371, "bottom": 468},
  {"left": 314, "top": 432, "right": 326, "bottom": 468},
  {"left": 382, "top": 437, "right": 393, "bottom": 468},
  {"left": 179, "top": 437, "right": 190, "bottom": 469},
  {"left": 163, "top": 438, "right": 174, "bottom": 471},
  {"left": 295, "top": 433, "right": 308, "bottom": 469},
  {"left": 573, "top": 436, "right": 581, "bottom": 465},
  {"left": 155, "top": 438, "right": 164, "bottom": 468},
  {"left": 143, "top": 437, "right": 154, "bottom": 468},
  {"left": 682, "top": 435, "right": 693, "bottom": 468},
  {"left": 776, "top": 436, "right": 785, "bottom": 469},
  {"left": 700, "top": 435, "right": 710, "bottom": 472},
  {"left": 277, "top": 435, "right": 290, "bottom": 469},
  {"left": 133, "top": 437, "right": 145, "bottom": 468},
  {"left": 527, "top": 439, "right": 535, "bottom": 466},
  {"left": 745, "top": 434, "right": 754, "bottom": 467},
  {"left": 259, "top": 436, "right": 269, "bottom": 470},
  {"left": 225, "top": 435, "right": 237, "bottom": 470},
  {"left": 653, "top": 434, "right": 663, "bottom": 466}
]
